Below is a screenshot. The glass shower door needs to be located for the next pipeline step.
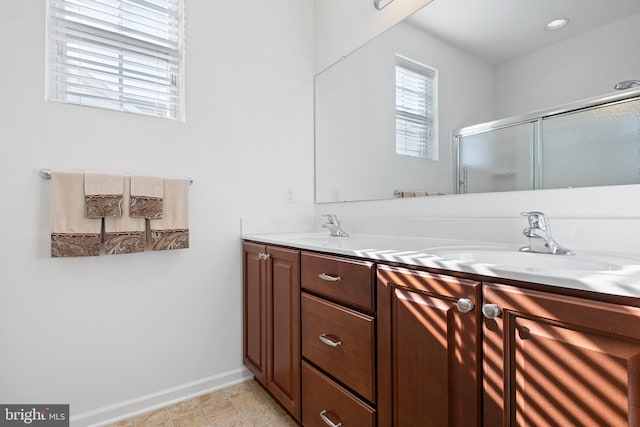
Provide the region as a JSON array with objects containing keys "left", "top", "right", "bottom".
[
  {"left": 457, "top": 122, "right": 535, "bottom": 194},
  {"left": 540, "top": 98, "right": 640, "bottom": 189}
]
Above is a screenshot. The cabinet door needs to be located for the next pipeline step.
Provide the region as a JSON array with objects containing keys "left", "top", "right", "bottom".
[
  {"left": 266, "top": 245, "right": 301, "bottom": 420},
  {"left": 243, "top": 241, "right": 267, "bottom": 385},
  {"left": 483, "top": 283, "right": 640, "bottom": 426},
  {"left": 377, "top": 265, "right": 482, "bottom": 427}
]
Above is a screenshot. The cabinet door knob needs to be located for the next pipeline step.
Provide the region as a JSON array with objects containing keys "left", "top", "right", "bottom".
[
  {"left": 456, "top": 298, "right": 475, "bottom": 313},
  {"left": 258, "top": 253, "right": 271, "bottom": 261},
  {"left": 482, "top": 304, "right": 502, "bottom": 319},
  {"left": 319, "top": 334, "right": 342, "bottom": 348},
  {"left": 319, "top": 410, "right": 342, "bottom": 427},
  {"left": 318, "top": 273, "right": 341, "bottom": 282}
]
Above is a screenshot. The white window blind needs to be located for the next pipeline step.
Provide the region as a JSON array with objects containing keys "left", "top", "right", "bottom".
[
  {"left": 395, "top": 57, "right": 437, "bottom": 159},
  {"left": 47, "top": 0, "right": 184, "bottom": 120}
]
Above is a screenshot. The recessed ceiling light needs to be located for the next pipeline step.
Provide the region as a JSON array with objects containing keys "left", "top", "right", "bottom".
[{"left": 545, "top": 18, "right": 569, "bottom": 31}]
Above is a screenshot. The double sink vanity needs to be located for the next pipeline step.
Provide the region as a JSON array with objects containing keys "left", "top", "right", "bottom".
[{"left": 242, "top": 214, "right": 640, "bottom": 426}]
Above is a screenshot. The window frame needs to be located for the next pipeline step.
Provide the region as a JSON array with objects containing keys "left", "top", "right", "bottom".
[
  {"left": 46, "top": 0, "right": 185, "bottom": 121},
  {"left": 394, "top": 55, "right": 438, "bottom": 160}
]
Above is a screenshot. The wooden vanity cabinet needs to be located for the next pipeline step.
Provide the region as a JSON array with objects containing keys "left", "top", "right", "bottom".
[
  {"left": 244, "top": 238, "right": 640, "bottom": 426},
  {"left": 377, "top": 264, "right": 640, "bottom": 426},
  {"left": 242, "top": 241, "right": 301, "bottom": 421},
  {"left": 482, "top": 282, "right": 640, "bottom": 426},
  {"left": 377, "top": 265, "right": 483, "bottom": 427}
]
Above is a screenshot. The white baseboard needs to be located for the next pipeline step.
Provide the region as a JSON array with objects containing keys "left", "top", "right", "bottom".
[{"left": 70, "top": 368, "right": 253, "bottom": 427}]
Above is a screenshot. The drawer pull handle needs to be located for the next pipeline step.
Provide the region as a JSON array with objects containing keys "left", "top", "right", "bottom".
[
  {"left": 319, "top": 273, "right": 341, "bottom": 282},
  {"left": 482, "top": 304, "right": 502, "bottom": 319},
  {"left": 319, "top": 334, "right": 342, "bottom": 348},
  {"left": 456, "top": 298, "right": 475, "bottom": 313},
  {"left": 320, "top": 410, "right": 342, "bottom": 427}
]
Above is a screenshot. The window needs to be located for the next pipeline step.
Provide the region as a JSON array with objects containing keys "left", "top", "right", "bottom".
[
  {"left": 47, "top": 0, "right": 184, "bottom": 120},
  {"left": 395, "top": 56, "right": 437, "bottom": 159}
]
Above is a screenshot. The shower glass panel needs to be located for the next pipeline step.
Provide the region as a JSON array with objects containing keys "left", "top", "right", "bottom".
[
  {"left": 540, "top": 98, "right": 640, "bottom": 189},
  {"left": 458, "top": 122, "right": 535, "bottom": 194}
]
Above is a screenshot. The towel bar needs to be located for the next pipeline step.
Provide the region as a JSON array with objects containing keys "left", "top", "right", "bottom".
[{"left": 39, "top": 169, "right": 194, "bottom": 185}]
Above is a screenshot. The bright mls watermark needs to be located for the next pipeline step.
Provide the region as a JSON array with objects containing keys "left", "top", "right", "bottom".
[{"left": 1, "top": 405, "right": 68, "bottom": 426}]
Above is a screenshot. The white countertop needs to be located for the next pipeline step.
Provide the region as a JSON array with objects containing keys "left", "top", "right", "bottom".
[{"left": 243, "top": 231, "right": 640, "bottom": 299}]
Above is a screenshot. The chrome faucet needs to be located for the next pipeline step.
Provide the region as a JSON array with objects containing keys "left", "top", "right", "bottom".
[
  {"left": 321, "top": 214, "right": 349, "bottom": 237},
  {"left": 519, "top": 211, "right": 574, "bottom": 255}
]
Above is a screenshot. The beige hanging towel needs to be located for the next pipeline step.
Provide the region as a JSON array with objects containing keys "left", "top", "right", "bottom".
[
  {"left": 104, "top": 175, "right": 146, "bottom": 255},
  {"left": 149, "top": 178, "right": 189, "bottom": 251},
  {"left": 51, "top": 171, "right": 102, "bottom": 257},
  {"left": 84, "top": 172, "right": 124, "bottom": 218},
  {"left": 130, "top": 175, "right": 163, "bottom": 219}
]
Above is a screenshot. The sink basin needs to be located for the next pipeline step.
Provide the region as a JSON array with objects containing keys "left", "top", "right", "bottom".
[{"left": 428, "top": 247, "right": 625, "bottom": 273}]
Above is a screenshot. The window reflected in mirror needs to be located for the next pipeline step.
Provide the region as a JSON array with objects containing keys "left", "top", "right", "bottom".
[{"left": 395, "top": 56, "right": 438, "bottom": 160}]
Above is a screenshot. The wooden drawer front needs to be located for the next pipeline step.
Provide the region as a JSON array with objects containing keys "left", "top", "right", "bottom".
[
  {"left": 302, "top": 361, "right": 376, "bottom": 427},
  {"left": 301, "top": 252, "right": 374, "bottom": 312},
  {"left": 301, "top": 293, "right": 375, "bottom": 403}
]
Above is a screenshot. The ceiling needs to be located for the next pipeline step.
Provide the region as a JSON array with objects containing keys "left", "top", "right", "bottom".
[{"left": 407, "top": 0, "right": 640, "bottom": 64}]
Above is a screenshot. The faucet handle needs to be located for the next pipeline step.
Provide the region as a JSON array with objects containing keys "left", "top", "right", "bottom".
[
  {"left": 520, "top": 211, "right": 548, "bottom": 230},
  {"left": 322, "top": 213, "right": 339, "bottom": 224},
  {"left": 320, "top": 214, "right": 349, "bottom": 237}
]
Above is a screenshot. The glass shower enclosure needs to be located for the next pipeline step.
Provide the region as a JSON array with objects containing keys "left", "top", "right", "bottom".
[{"left": 453, "top": 90, "right": 640, "bottom": 194}]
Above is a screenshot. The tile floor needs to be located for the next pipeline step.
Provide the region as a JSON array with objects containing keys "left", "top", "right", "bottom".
[{"left": 107, "top": 380, "right": 298, "bottom": 427}]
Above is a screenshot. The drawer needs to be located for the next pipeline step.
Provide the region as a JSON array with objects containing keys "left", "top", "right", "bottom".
[
  {"left": 302, "top": 361, "right": 376, "bottom": 427},
  {"left": 301, "top": 292, "right": 375, "bottom": 403},
  {"left": 301, "top": 252, "right": 374, "bottom": 312}
]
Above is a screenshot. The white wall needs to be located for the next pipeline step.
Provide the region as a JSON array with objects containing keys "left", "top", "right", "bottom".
[{"left": 0, "top": 0, "right": 314, "bottom": 423}]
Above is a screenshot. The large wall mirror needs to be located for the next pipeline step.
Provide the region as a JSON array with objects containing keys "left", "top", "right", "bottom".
[{"left": 315, "top": 0, "right": 640, "bottom": 203}]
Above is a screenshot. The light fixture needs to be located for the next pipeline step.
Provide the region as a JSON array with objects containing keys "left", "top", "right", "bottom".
[
  {"left": 374, "top": 0, "right": 394, "bottom": 10},
  {"left": 545, "top": 18, "right": 569, "bottom": 30}
]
